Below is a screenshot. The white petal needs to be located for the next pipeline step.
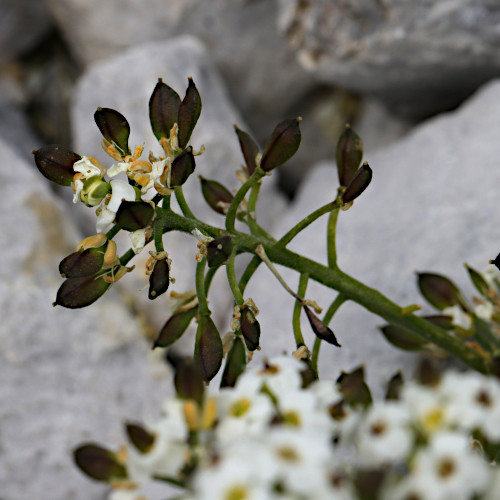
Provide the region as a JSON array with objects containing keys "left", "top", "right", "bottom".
[
  {"left": 72, "top": 178, "right": 84, "bottom": 204},
  {"left": 108, "top": 179, "right": 136, "bottom": 212},
  {"left": 96, "top": 207, "right": 115, "bottom": 233},
  {"left": 73, "top": 156, "right": 103, "bottom": 178},
  {"left": 107, "top": 161, "right": 129, "bottom": 177},
  {"left": 130, "top": 228, "right": 146, "bottom": 254}
]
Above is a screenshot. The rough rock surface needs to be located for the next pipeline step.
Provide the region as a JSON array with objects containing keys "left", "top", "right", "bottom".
[
  {"left": 247, "top": 79, "right": 500, "bottom": 394},
  {"left": 278, "top": 0, "right": 500, "bottom": 118},
  {"left": 70, "top": 36, "right": 286, "bottom": 339},
  {"left": 0, "top": 137, "right": 172, "bottom": 500}
]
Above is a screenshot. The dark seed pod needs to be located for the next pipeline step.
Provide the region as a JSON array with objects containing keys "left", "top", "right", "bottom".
[
  {"left": 169, "top": 147, "right": 196, "bottom": 187},
  {"left": 385, "top": 371, "right": 403, "bottom": 401},
  {"left": 206, "top": 236, "right": 233, "bottom": 268},
  {"left": 174, "top": 358, "right": 205, "bottom": 405},
  {"left": 304, "top": 306, "right": 341, "bottom": 347},
  {"left": 178, "top": 78, "right": 202, "bottom": 149},
  {"left": 235, "top": 125, "right": 259, "bottom": 175},
  {"left": 417, "top": 272, "right": 466, "bottom": 310},
  {"left": 379, "top": 324, "right": 426, "bottom": 351},
  {"left": 33, "top": 145, "right": 81, "bottom": 186},
  {"left": 94, "top": 107, "right": 131, "bottom": 156},
  {"left": 195, "top": 315, "right": 223, "bottom": 382},
  {"left": 353, "top": 469, "right": 386, "bottom": 500},
  {"left": 337, "top": 366, "right": 372, "bottom": 408},
  {"left": 149, "top": 78, "right": 181, "bottom": 142},
  {"left": 148, "top": 257, "right": 170, "bottom": 300},
  {"left": 154, "top": 306, "right": 198, "bottom": 348},
  {"left": 490, "top": 253, "right": 500, "bottom": 272},
  {"left": 59, "top": 248, "right": 105, "bottom": 278},
  {"left": 221, "top": 336, "right": 246, "bottom": 388},
  {"left": 415, "top": 357, "right": 441, "bottom": 386},
  {"left": 115, "top": 201, "right": 154, "bottom": 231},
  {"left": 53, "top": 275, "right": 111, "bottom": 309},
  {"left": 73, "top": 443, "right": 126, "bottom": 481},
  {"left": 336, "top": 124, "right": 363, "bottom": 187},
  {"left": 466, "top": 264, "right": 491, "bottom": 298},
  {"left": 125, "top": 423, "right": 155, "bottom": 454},
  {"left": 341, "top": 162, "right": 372, "bottom": 204},
  {"left": 200, "top": 176, "right": 234, "bottom": 215},
  {"left": 260, "top": 117, "right": 301, "bottom": 172},
  {"left": 425, "top": 314, "right": 454, "bottom": 330},
  {"left": 240, "top": 306, "right": 260, "bottom": 351}
]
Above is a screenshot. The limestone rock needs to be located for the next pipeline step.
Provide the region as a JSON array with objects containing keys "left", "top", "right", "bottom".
[
  {"left": 278, "top": 0, "right": 500, "bottom": 118},
  {"left": 247, "top": 79, "right": 500, "bottom": 394}
]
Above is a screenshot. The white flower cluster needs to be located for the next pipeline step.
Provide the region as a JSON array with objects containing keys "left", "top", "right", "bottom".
[{"left": 109, "top": 357, "right": 500, "bottom": 500}]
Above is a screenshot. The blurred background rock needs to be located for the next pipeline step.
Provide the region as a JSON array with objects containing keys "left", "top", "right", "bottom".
[{"left": 3, "top": 1, "right": 500, "bottom": 499}]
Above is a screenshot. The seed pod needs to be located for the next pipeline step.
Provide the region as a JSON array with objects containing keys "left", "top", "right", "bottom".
[
  {"left": 94, "top": 107, "right": 131, "bottom": 156},
  {"left": 260, "top": 118, "right": 301, "bottom": 172},
  {"left": 341, "top": 162, "right": 372, "bottom": 204},
  {"left": 169, "top": 147, "right": 195, "bottom": 187},
  {"left": 54, "top": 275, "right": 111, "bottom": 309},
  {"left": 178, "top": 78, "right": 202, "bottom": 149},
  {"left": 353, "top": 469, "right": 386, "bottom": 500},
  {"left": 379, "top": 324, "right": 426, "bottom": 351},
  {"left": 220, "top": 336, "right": 246, "bottom": 388},
  {"left": 125, "top": 423, "right": 155, "bottom": 454},
  {"left": 304, "top": 306, "right": 341, "bottom": 347},
  {"left": 415, "top": 357, "right": 441, "bottom": 386},
  {"left": 195, "top": 315, "right": 223, "bottom": 382},
  {"left": 115, "top": 201, "right": 154, "bottom": 231},
  {"left": 490, "top": 252, "right": 500, "bottom": 271},
  {"left": 73, "top": 443, "right": 126, "bottom": 481},
  {"left": 33, "top": 145, "right": 81, "bottom": 186},
  {"left": 200, "top": 176, "right": 234, "bottom": 215},
  {"left": 337, "top": 366, "right": 372, "bottom": 408},
  {"left": 235, "top": 125, "right": 259, "bottom": 175},
  {"left": 149, "top": 78, "right": 181, "bottom": 142},
  {"left": 206, "top": 236, "right": 233, "bottom": 268},
  {"left": 417, "top": 272, "right": 466, "bottom": 310},
  {"left": 59, "top": 248, "right": 105, "bottom": 278},
  {"left": 153, "top": 306, "right": 198, "bottom": 348},
  {"left": 174, "top": 358, "right": 205, "bottom": 405},
  {"left": 148, "top": 257, "right": 170, "bottom": 300},
  {"left": 336, "top": 124, "right": 363, "bottom": 187},
  {"left": 466, "top": 264, "right": 491, "bottom": 298},
  {"left": 240, "top": 306, "right": 260, "bottom": 351},
  {"left": 385, "top": 371, "right": 403, "bottom": 401}
]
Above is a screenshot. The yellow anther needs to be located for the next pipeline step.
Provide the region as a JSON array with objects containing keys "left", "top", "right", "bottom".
[
  {"left": 101, "top": 139, "right": 123, "bottom": 162},
  {"left": 129, "top": 160, "right": 152, "bottom": 173},
  {"left": 76, "top": 233, "right": 107, "bottom": 251},
  {"left": 201, "top": 397, "right": 217, "bottom": 430},
  {"left": 183, "top": 400, "right": 199, "bottom": 431}
]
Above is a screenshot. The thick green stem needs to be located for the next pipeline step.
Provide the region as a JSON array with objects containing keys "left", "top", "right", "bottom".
[
  {"left": 293, "top": 273, "right": 309, "bottom": 348},
  {"left": 174, "top": 186, "right": 196, "bottom": 219},
  {"left": 105, "top": 225, "right": 120, "bottom": 240},
  {"left": 327, "top": 208, "right": 340, "bottom": 269},
  {"left": 119, "top": 248, "right": 135, "bottom": 266},
  {"left": 227, "top": 250, "right": 244, "bottom": 305},
  {"left": 154, "top": 218, "right": 164, "bottom": 252}
]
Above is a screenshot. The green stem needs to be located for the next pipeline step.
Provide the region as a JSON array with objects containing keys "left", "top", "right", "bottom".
[
  {"left": 162, "top": 194, "right": 171, "bottom": 210},
  {"left": 227, "top": 250, "right": 244, "bottom": 305},
  {"left": 195, "top": 258, "right": 209, "bottom": 316},
  {"left": 327, "top": 208, "right": 340, "bottom": 269},
  {"left": 247, "top": 181, "right": 262, "bottom": 235},
  {"left": 204, "top": 264, "right": 219, "bottom": 294},
  {"left": 105, "top": 224, "right": 120, "bottom": 240},
  {"left": 152, "top": 475, "right": 186, "bottom": 488},
  {"left": 175, "top": 186, "right": 196, "bottom": 219},
  {"left": 154, "top": 218, "right": 164, "bottom": 252},
  {"left": 119, "top": 248, "right": 135, "bottom": 266},
  {"left": 293, "top": 273, "right": 309, "bottom": 347},
  {"left": 239, "top": 255, "right": 262, "bottom": 296}
]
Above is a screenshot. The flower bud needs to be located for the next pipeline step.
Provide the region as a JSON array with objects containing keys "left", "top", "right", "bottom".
[
  {"left": 115, "top": 201, "right": 154, "bottom": 232},
  {"left": 59, "top": 247, "right": 105, "bottom": 278},
  {"left": 206, "top": 235, "right": 233, "bottom": 268},
  {"left": 94, "top": 107, "right": 130, "bottom": 156},
  {"left": 73, "top": 443, "right": 126, "bottom": 481},
  {"left": 174, "top": 358, "right": 205, "bottom": 405},
  {"left": 379, "top": 324, "right": 426, "bottom": 351},
  {"left": 148, "top": 257, "right": 170, "bottom": 300},
  {"left": 415, "top": 356, "right": 441, "bottom": 386},
  {"left": 337, "top": 366, "right": 372, "bottom": 408},
  {"left": 178, "top": 77, "right": 202, "bottom": 149},
  {"left": 341, "top": 162, "right": 372, "bottom": 204},
  {"left": 33, "top": 144, "right": 81, "bottom": 186},
  {"left": 240, "top": 306, "right": 260, "bottom": 351},
  {"left": 153, "top": 306, "right": 198, "bottom": 348},
  {"left": 125, "top": 423, "right": 155, "bottom": 454},
  {"left": 53, "top": 275, "right": 110, "bottom": 309},
  {"left": 200, "top": 176, "right": 234, "bottom": 215},
  {"left": 149, "top": 78, "right": 181, "bottom": 142},
  {"left": 336, "top": 124, "right": 363, "bottom": 187},
  {"left": 220, "top": 336, "right": 246, "bottom": 388},
  {"left": 260, "top": 117, "right": 301, "bottom": 172},
  {"left": 417, "top": 272, "right": 466, "bottom": 310},
  {"left": 80, "top": 176, "right": 111, "bottom": 207},
  {"left": 195, "top": 315, "right": 223, "bottom": 382},
  {"left": 169, "top": 147, "right": 196, "bottom": 187},
  {"left": 385, "top": 371, "right": 403, "bottom": 401},
  {"left": 235, "top": 125, "right": 259, "bottom": 175},
  {"left": 304, "top": 306, "right": 341, "bottom": 347}
]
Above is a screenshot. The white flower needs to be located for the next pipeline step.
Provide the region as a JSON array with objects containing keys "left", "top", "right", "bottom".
[
  {"left": 96, "top": 179, "right": 136, "bottom": 233},
  {"left": 108, "top": 489, "right": 145, "bottom": 500},
  {"left": 474, "top": 300, "right": 495, "bottom": 321},
  {"left": 356, "top": 402, "right": 413, "bottom": 466},
  {"left": 72, "top": 156, "right": 106, "bottom": 203},
  {"left": 442, "top": 304, "right": 472, "bottom": 330},
  {"left": 108, "top": 158, "right": 167, "bottom": 195},
  {"left": 130, "top": 228, "right": 147, "bottom": 254},
  {"left": 480, "top": 264, "right": 500, "bottom": 289}
]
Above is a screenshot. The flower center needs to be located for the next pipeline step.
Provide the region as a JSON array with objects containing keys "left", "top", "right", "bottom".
[
  {"left": 437, "top": 457, "right": 455, "bottom": 478},
  {"left": 283, "top": 411, "right": 301, "bottom": 427},
  {"left": 230, "top": 398, "right": 251, "bottom": 417},
  {"left": 225, "top": 485, "right": 248, "bottom": 500}
]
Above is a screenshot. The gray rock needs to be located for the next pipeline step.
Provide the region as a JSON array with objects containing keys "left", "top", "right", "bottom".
[
  {"left": 70, "top": 36, "right": 286, "bottom": 338},
  {"left": 0, "top": 137, "right": 172, "bottom": 499},
  {"left": 247, "top": 79, "right": 500, "bottom": 395},
  {"left": 0, "top": 0, "right": 52, "bottom": 67},
  {"left": 278, "top": 0, "right": 500, "bottom": 118}
]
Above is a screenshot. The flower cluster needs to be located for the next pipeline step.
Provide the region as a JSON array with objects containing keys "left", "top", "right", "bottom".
[{"left": 73, "top": 356, "right": 500, "bottom": 500}]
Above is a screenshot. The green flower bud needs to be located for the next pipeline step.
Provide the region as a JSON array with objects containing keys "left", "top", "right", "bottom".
[
  {"left": 125, "top": 423, "right": 155, "bottom": 454},
  {"left": 149, "top": 78, "right": 181, "bottom": 142},
  {"left": 174, "top": 358, "right": 205, "bottom": 406},
  {"left": 200, "top": 176, "right": 234, "bottom": 215},
  {"left": 73, "top": 443, "right": 127, "bottom": 481},
  {"left": 94, "top": 107, "right": 131, "bottom": 156},
  {"left": 115, "top": 201, "right": 154, "bottom": 231},
  {"left": 169, "top": 147, "right": 195, "bottom": 187},
  {"left": 341, "top": 162, "right": 372, "bottom": 204},
  {"left": 304, "top": 306, "right": 341, "bottom": 347},
  {"left": 417, "top": 272, "right": 466, "bottom": 310},
  {"left": 195, "top": 315, "right": 223, "bottom": 382},
  {"left": 53, "top": 275, "right": 110, "bottom": 309},
  {"left": 33, "top": 145, "right": 81, "bottom": 186},
  {"left": 240, "top": 306, "right": 260, "bottom": 351},
  {"left": 148, "top": 257, "right": 170, "bottom": 300},
  {"left": 336, "top": 124, "right": 363, "bottom": 187},
  {"left": 178, "top": 77, "right": 202, "bottom": 149},
  {"left": 80, "top": 176, "right": 111, "bottom": 207},
  {"left": 220, "top": 336, "right": 246, "bottom": 388},
  {"left": 206, "top": 235, "right": 233, "bottom": 268},
  {"left": 260, "top": 117, "right": 301, "bottom": 172},
  {"left": 235, "top": 125, "right": 259, "bottom": 175},
  {"left": 153, "top": 306, "right": 198, "bottom": 349}
]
